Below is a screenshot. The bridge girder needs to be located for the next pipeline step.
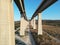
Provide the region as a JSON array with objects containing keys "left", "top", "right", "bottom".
[
  {"left": 31, "top": 0, "right": 57, "bottom": 20},
  {"left": 14, "top": 0, "right": 28, "bottom": 20}
]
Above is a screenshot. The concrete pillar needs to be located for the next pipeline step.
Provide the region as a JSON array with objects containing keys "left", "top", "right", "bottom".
[
  {"left": 20, "top": 16, "right": 25, "bottom": 36},
  {"left": 20, "top": 15, "right": 28, "bottom": 36},
  {"left": 31, "top": 19, "right": 34, "bottom": 28},
  {"left": 38, "top": 13, "right": 42, "bottom": 35},
  {"left": 33, "top": 18, "right": 36, "bottom": 29},
  {"left": 0, "top": 0, "right": 15, "bottom": 45}
]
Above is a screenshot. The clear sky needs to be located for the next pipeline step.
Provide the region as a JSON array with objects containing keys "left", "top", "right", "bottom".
[{"left": 14, "top": 0, "right": 60, "bottom": 21}]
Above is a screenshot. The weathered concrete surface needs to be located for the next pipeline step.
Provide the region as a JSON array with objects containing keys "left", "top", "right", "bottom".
[
  {"left": 20, "top": 16, "right": 29, "bottom": 35},
  {"left": 0, "top": 0, "right": 15, "bottom": 45},
  {"left": 33, "top": 18, "right": 36, "bottom": 29},
  {"left": 38, "top": 13, "right": 42, "bottom": 35}
]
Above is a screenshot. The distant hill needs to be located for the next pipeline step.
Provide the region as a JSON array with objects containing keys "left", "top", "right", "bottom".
[
  {"left": 15, "top": 20, "right": 60, "bottom": 29},
  {"left": 42, "top": 20, "right": 60, "bottom": 26}
]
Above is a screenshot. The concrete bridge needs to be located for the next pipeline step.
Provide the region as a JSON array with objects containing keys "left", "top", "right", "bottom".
[{"left": 0, "top": 0, "right": 57, "bottom": 45}]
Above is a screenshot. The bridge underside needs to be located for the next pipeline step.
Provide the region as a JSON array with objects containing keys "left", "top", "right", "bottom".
[
  {"left": 31, "top": 0, "right": 57, "bottom": 20},
  {"left": 14, "top": 0, "right": 27, "bottom": 20},
  {"left": 0, "top": 0, "right": 57, "bottom": 45},
  {"left": 30, "top": 0, "right": 57, "bottom": 35}
]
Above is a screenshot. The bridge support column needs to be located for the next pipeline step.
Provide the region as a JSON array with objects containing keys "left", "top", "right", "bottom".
[
  {"left": 20, "top": 15, "right": 28, "bottom": 36},
  {"left": 33, "top": 18, "right": 36, "bottom": 29},
  {"left": 38, "top": 13, "right": 42, "bottom": 35},
  {"left": 31, "top": 19, "right": 34, "bottom": 29},
  {"left": 0, "top": 0, "right": 15, "bottom": 45}
]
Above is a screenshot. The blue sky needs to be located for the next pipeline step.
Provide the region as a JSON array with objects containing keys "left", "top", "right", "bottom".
[{"left": 14, "top": 0, "right": 60, "bottom": 21}]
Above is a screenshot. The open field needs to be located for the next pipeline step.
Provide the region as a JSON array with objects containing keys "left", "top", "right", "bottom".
[
  {"left": 30, "top": 25, "right": 60, "bottom": 45},
  {"left": 43, "top": 25, "right": 60, "bottom": 40},
  {"left": 15, "top": 20, "right": 60, "bottom": 45}
]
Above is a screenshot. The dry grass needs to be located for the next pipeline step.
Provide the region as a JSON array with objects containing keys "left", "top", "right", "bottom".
[
  {"left": 43, "top": 25, "right": 60, "bottom": 40},
  {"left": 30, "top": 25, "right": 60, "bottom": 45},
  {"left": 15, "top": 20, "right": 60, "bottom": 45}
]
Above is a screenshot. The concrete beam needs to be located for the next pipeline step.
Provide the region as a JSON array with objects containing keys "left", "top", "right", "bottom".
[
  {"left": 14, "top": 0, "right": 24, "bottom": 13},
  {"left": 31, "top": 0, "right": 57, "bottom": 20},
  {"left": 14, "top": 0, "right": 28, "bottom": 20},
  {"left": 0, "top": 0, "right": 15, "bottom": 45}
]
